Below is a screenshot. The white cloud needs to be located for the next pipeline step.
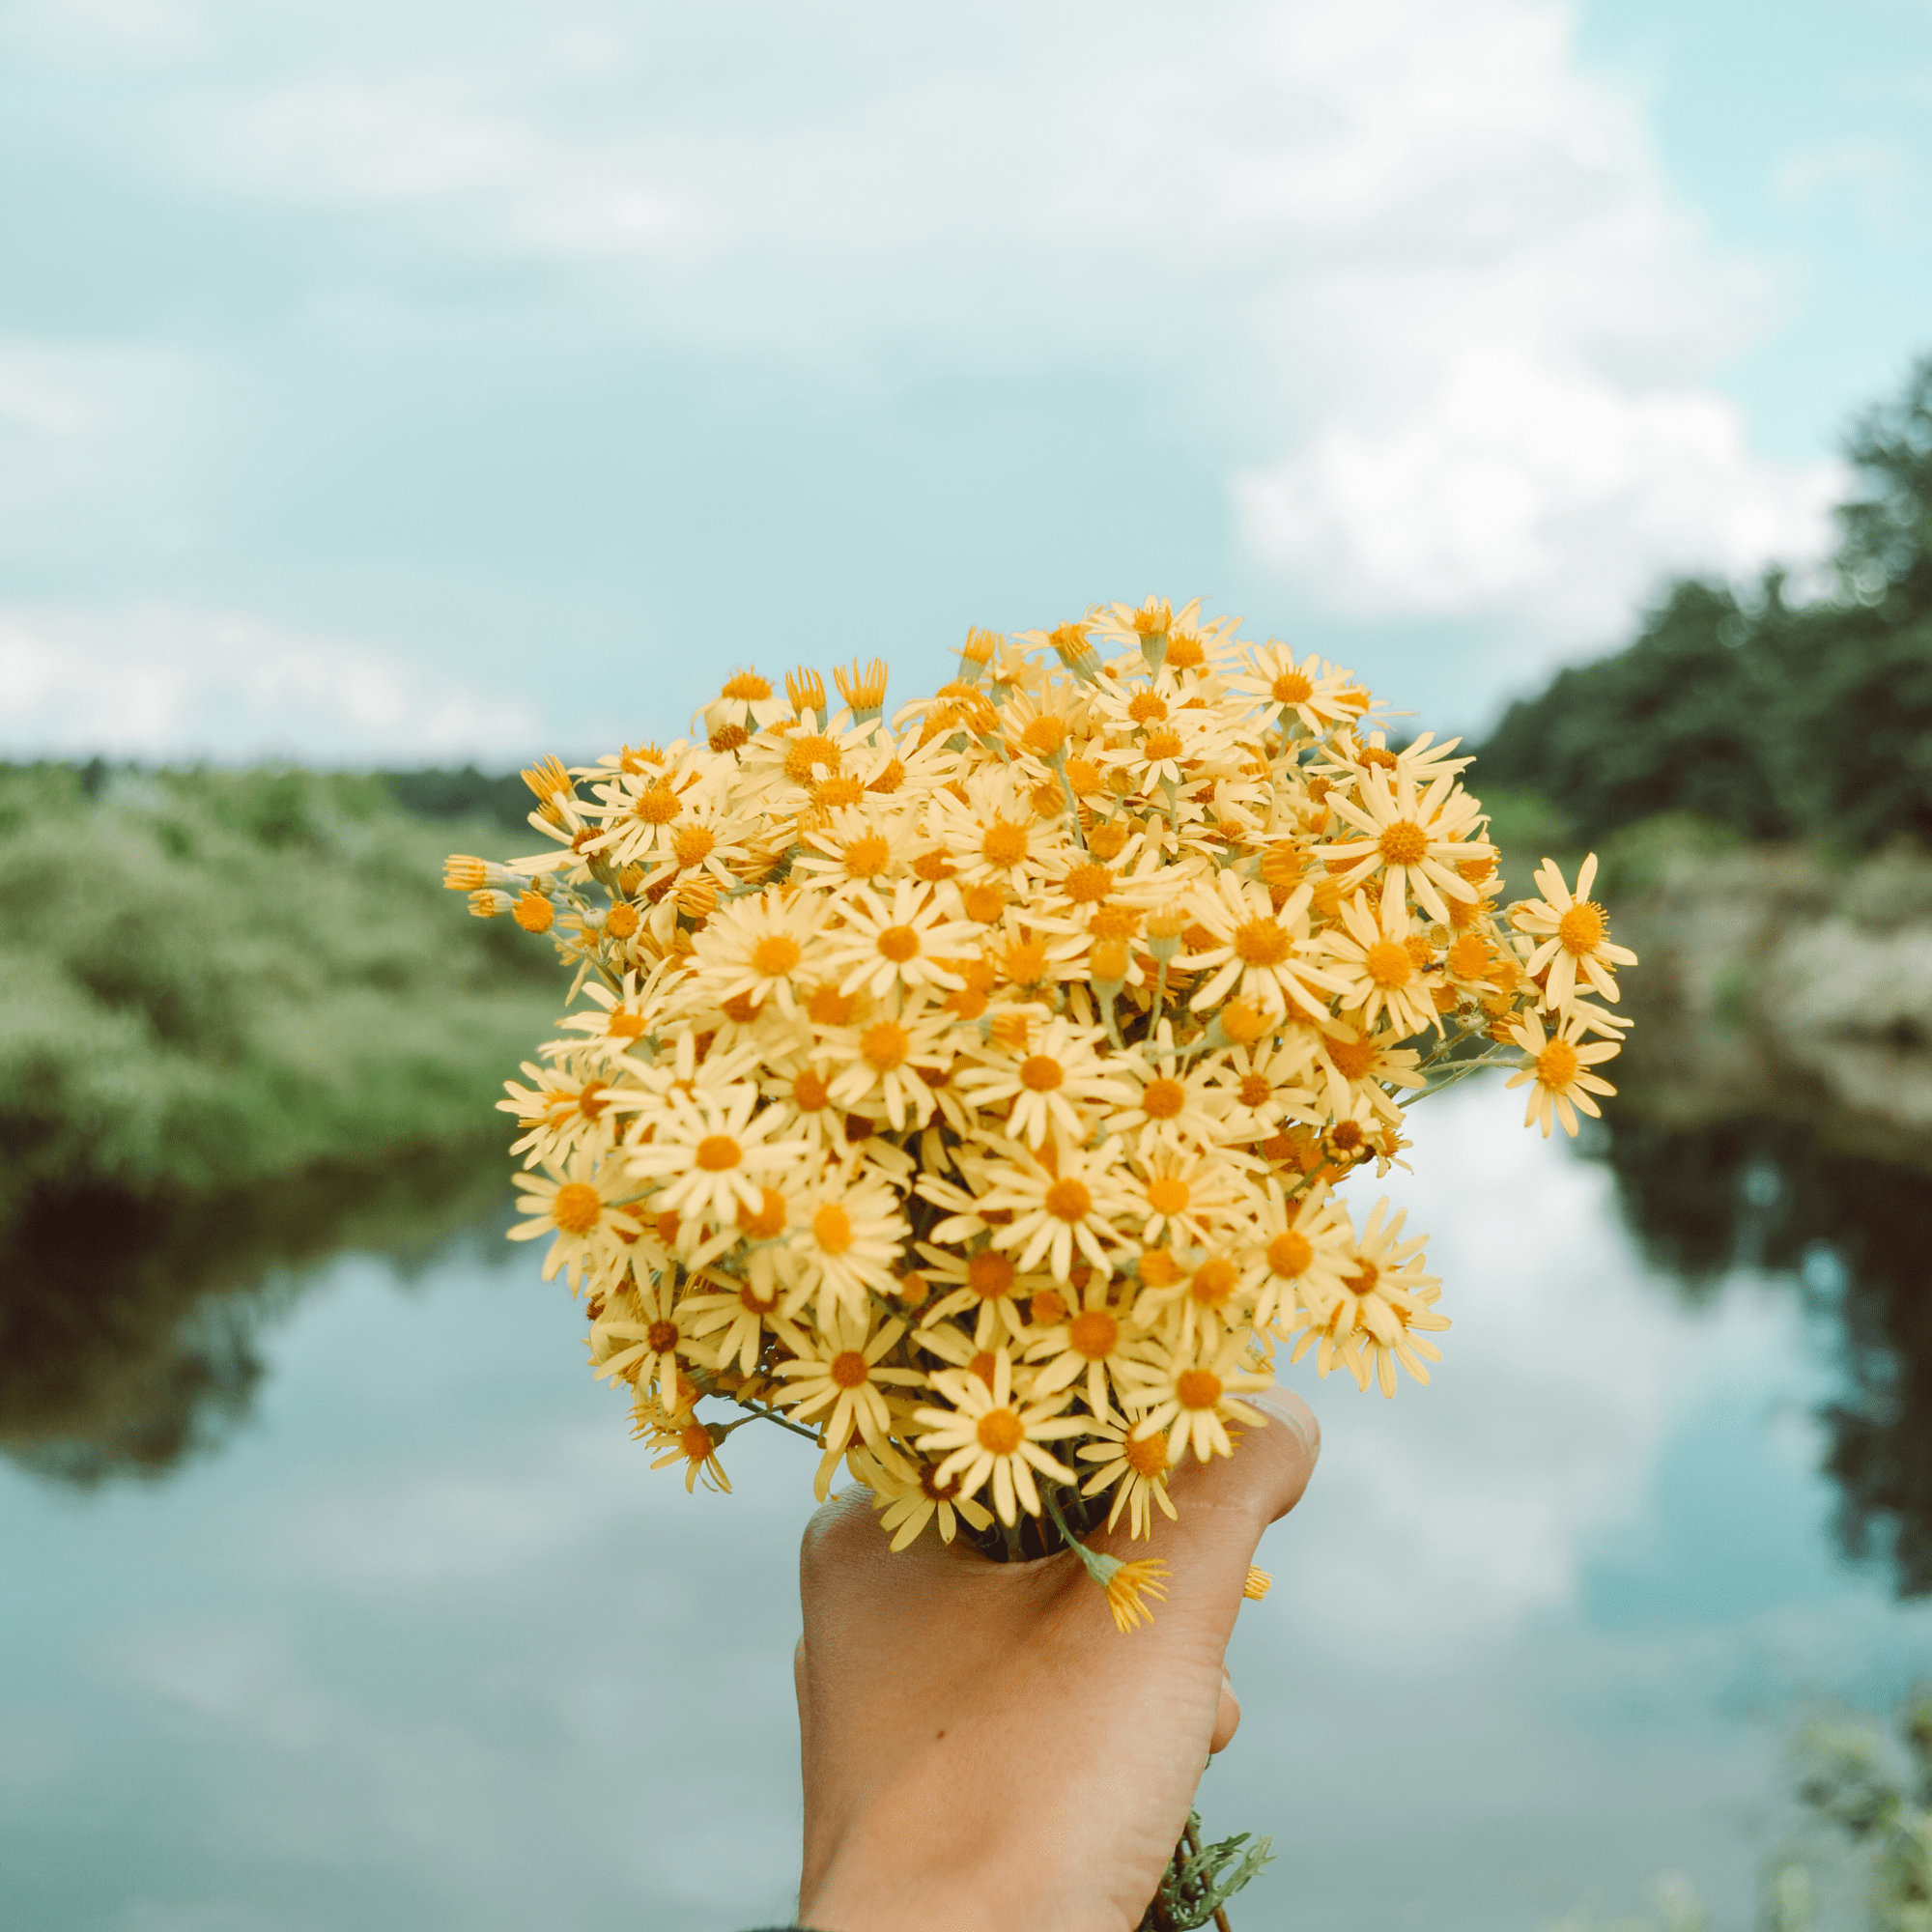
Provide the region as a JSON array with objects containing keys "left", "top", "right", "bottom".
[
  {"left": 0, "top": 603, "right": 543, "bottom": 763},
  {"left": 1236, "top": 355, "right": 1846, "bottom": 637},
  {"left": 158, "top": 0, "right": 1839, "bottom": 646}
]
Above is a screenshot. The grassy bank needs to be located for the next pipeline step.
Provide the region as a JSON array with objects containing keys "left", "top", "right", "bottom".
[{"left": 0, "top": 760, "right": 559, "bottom": 1246}]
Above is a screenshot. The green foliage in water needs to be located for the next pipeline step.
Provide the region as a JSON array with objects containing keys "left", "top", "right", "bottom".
[
  {"left": 1768, "top": 1685, "right": 1932, "bottom": 1931},
  {"left": 1480, "top": 354, "right": 1932, "bottom": 853},
  {"left": 0, "top": 761, "right": 557, "bottom": 1243}
]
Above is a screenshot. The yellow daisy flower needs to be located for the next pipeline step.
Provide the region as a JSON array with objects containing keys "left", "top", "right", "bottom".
[
  {"left": 1319, "top": 891, "right": 1441, "bottom": 1039},
  {"left": 507, "top": 1157, "right": 640, "bottom": 1290},
  {"left": 686, "top": 888, "right": 828, "bottom": 1021},
  {"left": 627, "top": 1085, "right": 811, "bottom": 1223},
  {"left": 956, "top": 1015, "right": 1132, "bottom": 1148},
  {"left": 774, "top": 1311, "right": 922, "bottom": 1454},
  {"left": 822, "top": 879, "right": 978, "bottom": 1002},
  {"left": 1505, "top": 1008, "right": 1622, "bottom": 1137},
  {"left": 850, "top": 1446, "right": 995, "bottom": 1552},
  {"left": 1511, "top": 853, "right": 1639, "bottom": 1009},
  {"left": 1119, "top": 1333, "right": 1272, "bottom": 1464},
  {"left": 1077, "top": 1418, "right": 1179, "bottom": 1540},
  {"left": 1182, "top": 872, "right": 1343, "bottom": 1021},
  {"left": 1317, "top": 762, "right": 1492, "bottom": 925},
  {"left": 973, "top": 1134, "right": 1135, "bottom": 1280},
  {"left": 915, "top": 1351, "right": 1086, "bottom": 1526},
  {"left": 1024, "top": 1275, "right": 1153, "bottom": 1422}
]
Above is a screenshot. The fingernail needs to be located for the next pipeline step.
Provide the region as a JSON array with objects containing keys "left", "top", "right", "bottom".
[{"left": 1255, "top": 1388, "right": 1321, "bottom": 1462}]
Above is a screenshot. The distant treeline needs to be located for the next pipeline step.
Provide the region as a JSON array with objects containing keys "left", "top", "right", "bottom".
[{"left": 1479, "top": 355, "right": 1932, "bottom": 853}]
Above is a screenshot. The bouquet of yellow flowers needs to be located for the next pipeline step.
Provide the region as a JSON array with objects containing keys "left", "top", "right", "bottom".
[{"left": 452, "top": 598, "right": 1634, "bottom": 1624}]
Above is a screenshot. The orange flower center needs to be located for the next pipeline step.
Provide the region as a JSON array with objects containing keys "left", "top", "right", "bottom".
[
  {"left": 1128, "top": 692, "right": 1168, "bottom": 723},
  {"left": 633, "top": 783, "right": 680, "bottom": 824},
  {"left": 1030, "top": 1289, "right": 1068, "bottom": 1325},
  {"left": 967, "top": 1251, "right": 1016, "bottom": 1299},
  {"left": 737, "top": 1187, "right": 787, "bottom": 1239},
  {"left": 753, "top": 934, "right": 802, "bottom": 977},
  {"left": 1068, "top": 1309, "right": 1119, "bottom": 1358},
  {"left": 673, "top": 825, "right": 716, "bottom": 867},
  {"left": 1176, "top": 1369, "right": 1222, "bottom": 1410},
  {"left": 977, "top": 1407, "right": 1025, "bottom": 1455},
  {"left": 1233, "top": 918, "right": 1291, "bottom": 966},
  {"left": 1220, "top": 998, "right": 1269, "bottom": 1045},
  {"left": 1345, "top": 1261, "right": 1380, "bottom": 1295},
  {"left": 1021, "top": 716, "right": 1067, "bottom": 757},
  {"left": 981, "top": 819, "right": 1030, "bottom": 867},
  {"left": 843, "top": 833, "right": 891, "bottom": 876},
  {"left": 1005, "top": 939, "right": 1049, "bottom": 984},
  {"left": 1045, "top": 1178, "right": 1094, "bottom": 1222},
  {"left": 1364, "top": 940, "right": 1414, "bottom": 988},
  {"left": 962, "top": 883, "right": 1006, "bottom": 923},
  {"left": 1328, "top": 1036, "right": 1377, "bottom": 1081},
  {"left": 808, "top": 984, "right": 855, "bottom": 1025},
  {"left": 1557, "top": 902, "right": 1607, "bottom": 954},
  {"left": 696, "top": 1135, "right": 742, "bottom": 1171},
  {"left": 1270, "top": 668, "right": 1313, "bottom": 705},
  {"left": 1191, "top": 1259, "right": 1237, "bottom": 1306},
  {"left": 1124, "top": 1431, "right": 1170, "bottom": 1477},
  {"left": 1146, "top": 1177, "right": 1190, "bottom": 1216},
  {"left": 1537, "top": 1039, "right": 1580, "bottom": 1088},
  {"left": 813, "top": 1204, "right": 855, "bottom": 1254},
  {"left": 876, "top": 923, "right": 921, "bottom": 963},
  {"left": 1142, "top": 726, "right": 1184, "bottom": 761},
  {"left": 1237, "top": 1071, "right": 1272, "bottom": 1107},
  {"left": 783, "top": 733, "right": 840, "bottom": 783},
  {"left": 793, "top": 1068, "right": 831, "bottom": 1111},
  {"left": 1063, "top": 861, "right": 1115, "bottom": 904},
  {"left": 551, "top": 1182, "right": 602, "bottom": 1235},
  {"left": 1138, "top": 1248, "right": 1181, "bottom": 1289},
  {"left": 1020, "top": 1054, "right": 1065, "bottom": 1092},
  {"left": 647, "top": 1320, "right": 679, "bottom": 1352},
  {"left": 1378, "top": 820, "right": 1429, "bottom": 867},
  {"left": 830, "top": 1350, "right": 871, "bottom": 1389},
  {"left": 1141, "top": 1077, "right": 1186, "bottom": 1120},
  {"left": 863, "top": 1020, "right": 910, "bottom": 1070},
  {"left": 1267, "top": 1229, "right": 1313, "bottom": 1277}
]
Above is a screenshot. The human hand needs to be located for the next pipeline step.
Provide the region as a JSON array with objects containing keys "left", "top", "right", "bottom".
[{"left": 791, "top": 1389, "right": 1321, "bottom": 1932}]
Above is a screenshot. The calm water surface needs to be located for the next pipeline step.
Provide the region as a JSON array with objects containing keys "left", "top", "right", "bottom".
[{"left": 5, "top": 1082, "right": 1928, "bottom": 1931}]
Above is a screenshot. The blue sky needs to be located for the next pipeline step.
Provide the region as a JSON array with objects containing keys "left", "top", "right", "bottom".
[{"left": 0, "top": 0, "right": 1927, "bottom": 765}]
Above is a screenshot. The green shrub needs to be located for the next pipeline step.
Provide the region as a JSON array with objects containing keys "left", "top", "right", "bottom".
[{"left": 0, "top": 762, "right": 556, "bottom": 1241}]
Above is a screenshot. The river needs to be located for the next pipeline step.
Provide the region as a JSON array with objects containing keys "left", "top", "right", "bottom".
[{"left": 4, "top": 1080, "right": 1928, "bottom": 1931}]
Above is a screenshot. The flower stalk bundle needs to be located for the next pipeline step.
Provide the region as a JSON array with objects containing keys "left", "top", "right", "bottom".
[{"left": 455, "top": 596, "right": 1635, "bottom": 1608}]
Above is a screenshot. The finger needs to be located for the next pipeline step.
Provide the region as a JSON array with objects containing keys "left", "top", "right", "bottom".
[
  {"left": 1165, "top": 1387, "right": 1321, "bottom": 1530},
  {"left": 1209, "top": 1668, "right": 1241, "bottom": 1754}
]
